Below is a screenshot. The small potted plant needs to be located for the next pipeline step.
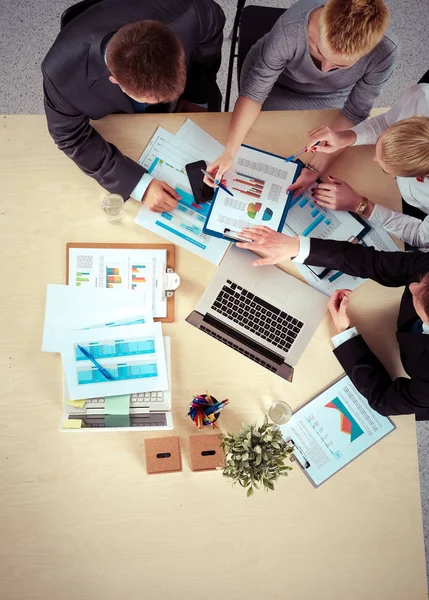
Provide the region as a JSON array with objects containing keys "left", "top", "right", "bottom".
[{"left": 222, "top": 417, "right": 293, "bottom": 496}]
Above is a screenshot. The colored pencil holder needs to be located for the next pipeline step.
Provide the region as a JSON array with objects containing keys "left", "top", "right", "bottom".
[{"left": 187, "top": 393, "right": 228, "bottom": 429}]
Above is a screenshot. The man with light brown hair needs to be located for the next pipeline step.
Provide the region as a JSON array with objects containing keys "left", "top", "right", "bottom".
[
  {"left": 42, "top": 0, "right": 225, "bottom": 212},
  {"left": 205, "top": 0, "right": 398, "bottom": 199}
]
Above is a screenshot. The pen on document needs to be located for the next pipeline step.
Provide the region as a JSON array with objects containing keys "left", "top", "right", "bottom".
[
  {"left": 290, "top": 438, "right": 311, "bottom": 469},
  {"left": 285, "top": 141, "right": 320, "bottom": 163},
  {"left": 77, "top": 345, "right": 115, "bottom": 380},
  {"left": 201, "top": 168, "right": 234, "bottom": 197}
]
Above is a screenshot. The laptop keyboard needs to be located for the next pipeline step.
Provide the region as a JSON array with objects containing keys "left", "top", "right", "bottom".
[
  {"left": 81, "top": 391, "right": 165, "bottom": 408},
  {"left": 210, "top": 280, "right": 304, "bottom": 353}
]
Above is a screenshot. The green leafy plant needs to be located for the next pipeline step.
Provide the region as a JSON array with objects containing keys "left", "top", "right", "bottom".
[{"left": 221, "top": 417, "right": 293, "bottom": 496}]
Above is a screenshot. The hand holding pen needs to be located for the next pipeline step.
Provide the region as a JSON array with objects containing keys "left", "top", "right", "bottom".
[{"left": 201, "top": 169, "right": 234, "bottom": 197}]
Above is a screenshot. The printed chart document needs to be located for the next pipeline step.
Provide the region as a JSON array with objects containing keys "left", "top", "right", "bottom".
[
  {"left": 204, "top": 145, "right": 298, "bottom": 239},
  {"left": 61, "top": 323, "right": 168, "bottom": 399},
  {"left": 294, "top": 222, "right": 400, "bottom": 296},
  {"left": 67, "top": 246, "right": 167, "bottom": 317},
  {"left": 134, "top": 127, "right": 229, "bottom": 265},
  {"left": 280, "top": 376, "right": 395, "bottom": 487},
  {"left": 42, "top": 285, "right": 151, "bottom": 353}
]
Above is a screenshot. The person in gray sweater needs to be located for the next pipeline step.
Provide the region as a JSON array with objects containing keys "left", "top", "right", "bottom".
[{"left": 205, "top": 0, "right": 398, "bottom": 200}]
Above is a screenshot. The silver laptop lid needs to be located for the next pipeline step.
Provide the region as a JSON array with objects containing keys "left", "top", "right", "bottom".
[{"left": 193, "top": 245, "right": 327, "bottom": 366}]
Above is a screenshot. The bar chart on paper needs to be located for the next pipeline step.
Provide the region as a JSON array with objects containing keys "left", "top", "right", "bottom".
[
  {"left": 283, "top": 193, "right": 340, "bottom": 238},
  {"left": 106, "top": 266, "right": 122, "bottom": 288},
  {"left": 131, "top": 265, "right": 146, "bottom": 290},
  {"left": 77, "top": 361, "right": 158, "bottom": 384},
  {"left": 75, "top": 337, "right": 158, "bottom": 384}
]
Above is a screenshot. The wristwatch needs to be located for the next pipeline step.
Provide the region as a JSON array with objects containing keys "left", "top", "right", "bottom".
[{"left": 356, "top": 197, "right": 368, "bottom": 216}]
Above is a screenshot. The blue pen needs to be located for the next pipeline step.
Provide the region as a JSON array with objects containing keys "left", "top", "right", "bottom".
[
  {"left": 285, "top": 141, "right": 320, "bottom": 162},
  {"left": 201, "top": 168, "right": 234, "bottom": 197},
  {"left": 77, "top": 345, "right": 115, "bottom": 380}
]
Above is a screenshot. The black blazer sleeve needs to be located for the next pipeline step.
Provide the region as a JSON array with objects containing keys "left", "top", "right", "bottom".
[
  {"left": 334, "top": 334, "right": 429, "bottom": 420},
  {"left": 42, "top": 68, "right": 146, "bottom": 200},
  {"left": 305, "top": 239, "right": 429, "bottom": 287}
]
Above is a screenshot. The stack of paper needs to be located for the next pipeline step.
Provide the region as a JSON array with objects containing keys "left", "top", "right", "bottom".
[
  {"left": 134, "top": 120, "right": 230, "bottom": 265},
  {"left": 282, "top": 187, "right": 400, "bottom": 296},
  {"left": 42, "top": 284, "right": 170, "bottom": 422}
]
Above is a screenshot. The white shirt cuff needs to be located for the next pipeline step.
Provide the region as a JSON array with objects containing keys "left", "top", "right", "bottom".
[
  {"left": 292, "top": 236, "right": 310, "bottom": 263},
  {"left": 331, "top": 326, "right": 359, "bottom": 348},
  {"left": 130, "top": 173, "right": 153, "bottom": 202}
]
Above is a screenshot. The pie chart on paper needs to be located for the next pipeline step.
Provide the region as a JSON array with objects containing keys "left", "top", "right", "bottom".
[{"left": 262, "top": 208, "right": 273, "bottom": 221}]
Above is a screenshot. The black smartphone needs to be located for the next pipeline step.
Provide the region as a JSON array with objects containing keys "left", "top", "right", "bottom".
[{"left": 185, "top": 160, "right": 214, "bottom": 204}]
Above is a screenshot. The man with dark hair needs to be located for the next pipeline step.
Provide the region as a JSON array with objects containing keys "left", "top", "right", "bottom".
[
  {"left": 236, "top": 225, "right": 429, "bottom": 420},
  {"left": 42, "top": 0, "right": 225, "bottom": 212}
]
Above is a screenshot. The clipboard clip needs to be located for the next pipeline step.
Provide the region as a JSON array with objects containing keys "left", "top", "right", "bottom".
[
  {"left": 290, "top": 438, "right": 311, "bottom": 469},
  {"left": 163, "top": 268, "right": 180, "bottom": 298}
]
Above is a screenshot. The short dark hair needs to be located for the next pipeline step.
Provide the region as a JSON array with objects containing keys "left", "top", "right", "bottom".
[{"left": 106, "top": 21, "right": 186, "bottom": 103}]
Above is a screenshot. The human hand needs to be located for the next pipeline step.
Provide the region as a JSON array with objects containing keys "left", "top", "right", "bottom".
[
  {"left": 287, "top": 167, "right": 319, "bottom": 199},
  {"left": 236, "top": 226, "right": 300, "bottom": 266},
  {"left": 327, "top": 289, "right": 352, "bottom": 333},
  {"left": 143, "top": 179, "right": 181, "bottom": 212},
  {"left": 204, "top": 150, "right": 235, "bottom": 187},
  {"left": 311, "top": 176, "right": 363, "bottom": 211},
  {"left": 306, "top": 126, "right": 357, "bottom": 154}
]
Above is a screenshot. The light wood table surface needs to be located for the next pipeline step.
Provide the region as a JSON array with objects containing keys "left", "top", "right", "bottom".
[{"left": 0, "top": 111, "right": 427, "bottom": 600}]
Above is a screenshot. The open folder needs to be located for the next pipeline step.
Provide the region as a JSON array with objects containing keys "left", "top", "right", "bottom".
[{"left": 203, "top": 144, "right": 300, "bottom": 242}]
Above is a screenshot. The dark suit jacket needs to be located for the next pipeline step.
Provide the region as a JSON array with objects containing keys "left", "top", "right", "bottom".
[
  {"left": 305, "top": 239, "right": 429, "bottom": 420},
  {"left": 41, "top": 0, "right": 225, "bottom": 199}
]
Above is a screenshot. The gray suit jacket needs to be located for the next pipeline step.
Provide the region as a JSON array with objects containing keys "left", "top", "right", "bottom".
[{"left": 42, "top": 0, "right": 225, "bottom": 199}]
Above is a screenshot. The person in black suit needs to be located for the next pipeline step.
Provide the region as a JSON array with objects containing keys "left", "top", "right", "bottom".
[
  {"left": 236, "top": 225, "right": 429, "bottom": 420},
  {"left": 42, "top": 0, "right": 225, "bottom": 212}
]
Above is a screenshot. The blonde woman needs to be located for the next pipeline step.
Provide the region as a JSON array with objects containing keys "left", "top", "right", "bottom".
[
  {"left": 307, "top": 84, "right": 429, "bottom": 248},
  {"left": 205, "top": 0, "right": 397, "bottom": 196}
]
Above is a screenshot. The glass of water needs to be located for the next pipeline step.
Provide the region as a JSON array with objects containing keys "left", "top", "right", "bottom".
[
  {"left": 268, "top": 401, "right": 293, "bottom": 425},
  {"left": 102, "top": 194, "right": 124, "bottom": 223}
]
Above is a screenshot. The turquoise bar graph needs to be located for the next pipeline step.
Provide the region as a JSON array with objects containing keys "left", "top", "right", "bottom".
[
  {"left": 76, "top": 339, "right": 155, "bottom": 361},
  {"left": 311, "top": 209, "right": 319, "bottom": 218},
  {"left": 77, "top": 361, "right": 158, "bottom": 384},
  {"left": 302, "top": 214, "right": 325, "bottom": 236}
]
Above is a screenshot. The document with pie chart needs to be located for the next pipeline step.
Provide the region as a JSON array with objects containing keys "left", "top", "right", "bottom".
[{"left": 203, "top": 144, "right": 299, "bottom": 239}]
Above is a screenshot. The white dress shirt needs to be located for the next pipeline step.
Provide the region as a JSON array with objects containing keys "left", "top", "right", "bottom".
[
  {"left": 293, "top": 236, "right": 429, "bottom": 347},
  {"left": 350, "top": 84, "right": 429, "bottom": 248}
]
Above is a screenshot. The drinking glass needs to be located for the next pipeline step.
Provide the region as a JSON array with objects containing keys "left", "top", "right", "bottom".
[
  {"left": 268, "top": 401, "right": 293, "bottom": 425},
  {"left": 102, "top": 194, "right": 124, "bottom": 222}
]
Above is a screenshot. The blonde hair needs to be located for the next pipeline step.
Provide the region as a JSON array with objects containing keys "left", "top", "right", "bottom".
[
  {"left": 379, "top": 117, "right": 429, "bottom": 178},
  {"left": 319, "top": 0, "right": 389, "bottom": 58}
]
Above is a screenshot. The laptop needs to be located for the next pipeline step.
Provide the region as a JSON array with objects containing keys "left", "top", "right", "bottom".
[
  {"left": 60, "top": 337, "right": 173, "bottom": 431},
  {"left": 186, "top": 245, "right": 328, "bottom": 382}
]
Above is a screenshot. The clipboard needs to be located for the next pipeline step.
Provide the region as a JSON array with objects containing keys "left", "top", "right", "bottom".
[
  {"left": 66, "top": 243, "right": 179, "bottom": 323},
  {"left": 281, "top": 375, "right": 396, "bottom": 488},
  {"left": 286, "top": 159, "right": 371, "bottom": 280},
  {"left": 203, "top": 144, "right": 302, "bottom": 242}
]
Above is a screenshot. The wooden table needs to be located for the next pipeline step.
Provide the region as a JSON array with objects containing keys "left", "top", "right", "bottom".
[{"left": 0, "top": 112, "right": 427, "bottom": 600}]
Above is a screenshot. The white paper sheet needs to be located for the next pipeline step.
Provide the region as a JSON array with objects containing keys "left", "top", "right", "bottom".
[
  {"left": 176, "top": 119, "right": 225, "bottom": 160},
  {"left": 67, "top": 246, "right": 167, "bottom": 317},
  {"left": 134, "top": 127, "right": 229, "bottom": 265},
  {"left": 42, "top": 285, "right": 152, "bottom": 353},
  {"left": 205, "top": 145, "right": 298, "bottom": 237},
  {"left": 280, "top": 376, "right": 395, "bottom": 487},
  {"left": 61, "top": 323, "right": 168, "bottom": 399}
]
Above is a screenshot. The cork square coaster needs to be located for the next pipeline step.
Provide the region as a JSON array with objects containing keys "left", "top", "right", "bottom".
[
  {"left": 189, "top": 435, "right": 225, "bottom": 472},
  {"left": 145, "top": 436, "right": 182, "bottom": 474}
]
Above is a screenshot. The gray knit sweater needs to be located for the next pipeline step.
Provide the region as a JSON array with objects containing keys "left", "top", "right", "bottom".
[{"left": 240, "top": 0, "right": 399, "bottom": 123}]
